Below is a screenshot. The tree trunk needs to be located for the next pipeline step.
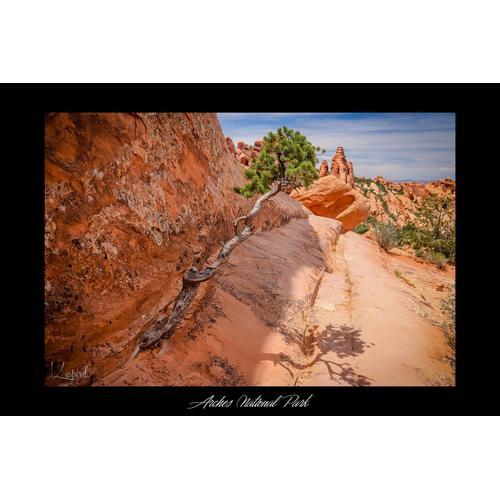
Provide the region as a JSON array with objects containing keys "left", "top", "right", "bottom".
[{"left": 129, "top": 182, "right": 282, "bottom": 360}]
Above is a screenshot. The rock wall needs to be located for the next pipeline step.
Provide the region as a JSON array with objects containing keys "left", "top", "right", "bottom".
[
  {"left": 45, "top": 112, "right": 308, "bottom": 384},
  {"left": 97, "top": 214, "right": 343, "bottom": 386}
]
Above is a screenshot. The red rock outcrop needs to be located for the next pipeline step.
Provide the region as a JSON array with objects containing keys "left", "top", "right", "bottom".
[
  {"left": 228, "top": 140, "right": 369, "bottom": 232},
  {"left": 347, "top": 161, "right": 355, "bottom": 188},
  {"left": 236, "top": 141, "right": 248, "bottom": 152},
  {"left": 354, "top": 175, "right": 456, "bottom": 226},
  {"left": 330, "top": 146, "right": 355, "bottom": 187},
  {"left": 319, "top": 160, "right": 329, "bottom": 177},
  {"left": 226, "top": 137, "right": 236, "bottom": 154},
  {"left": 253, "top": 140, "right": 263, "bottom": 151},
  {"left": 45, "top": 113, "right": 309, "bottom": 385},
  {"left": 291, "top": 175, "right": 371, "bottom": 231},
  {"left": 228, "top": 139, "right": 266, "bottom": 167},
  {"left": 239, "top": 153, "right": 250, "bottom": 166}
]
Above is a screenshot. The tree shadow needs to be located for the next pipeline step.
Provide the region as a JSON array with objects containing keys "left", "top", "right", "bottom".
[
  {"left": 307, "top": 323, "right": 367, "bottom": 358},
  {"left": 262, "top": 323, "right": 373, "bottom": 386}
]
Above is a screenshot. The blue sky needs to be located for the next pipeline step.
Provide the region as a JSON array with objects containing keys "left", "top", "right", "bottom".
[{"left": 218, "top": 113, "right": 455, "bottom": 181}]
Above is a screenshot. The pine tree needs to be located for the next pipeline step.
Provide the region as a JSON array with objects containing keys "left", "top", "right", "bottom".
[
  {"left": 234, "top": 126, "right": 320, "bottom": 197},
  {"left": 133, "top": 127, "right": 322, "bottom": 356}
]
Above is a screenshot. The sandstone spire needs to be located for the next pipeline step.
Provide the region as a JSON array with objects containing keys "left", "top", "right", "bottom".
[
  {"left": 319, "top": 160, "right": 329, "bottom": 177},
  {"left": 226, "top": 137, "right": 236, "bottom": 154},
  {"left": 347, "top": 161, "right": 355, "bottom": 188},
  {"left": 330, "top": 146, "right": 346, "bottom": 183}
]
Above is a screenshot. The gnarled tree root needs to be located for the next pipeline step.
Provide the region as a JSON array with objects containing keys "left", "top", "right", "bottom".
[{"left": 128, "top": 183, "right": 282, "bottom": 362}]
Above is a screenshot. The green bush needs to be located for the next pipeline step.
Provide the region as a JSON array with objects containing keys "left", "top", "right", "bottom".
[
  {"left": 375, "top": 180, "right": 388, "bottom": 194},
  {"left": 373, "top": 222, "right": 399, "bottom": 251},
  {"left": 399, "top": 220, "right": 455, "bottom": 267},
  {"left": 432, "top": 236, "right": 455, "bottom": 264},
  {"left": 354, "top": 176, "right": 372, "bottom": 186},
  {"left": 363, "top": 193, "right": 455, "bottom": 269},
  {"left": 427, "top": 251, "right": 448, "bottom": 270},
  {"left": 355, "top": 177, "right": 374, "bottom": 197},
  {"left": 353, "top": 223, "right": 370, "bottom": 235}
]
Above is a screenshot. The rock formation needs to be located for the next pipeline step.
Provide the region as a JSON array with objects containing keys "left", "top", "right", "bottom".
[
  {"left": 228, "top": 139, "right": 266, "bottom": 167},
  {"left": 347, "top": 161, "right": 355, "bottom": 188},
  {"left": 319, "top": 160, "right": 329, "bottom": 177},
  {"left": 229, "top": 140, "right": 369, "bottom": 232},
  {"left": 45, "top": 113, "right": 309, "bottom": 385},
  {"left": 354, "top": 175, "right": 456, "bottom": 226},
  {"left": 226, "top": 137, "right": 236, "bottom": 154},
  {"left": 330, "top": 146, "right": 355, "bottom": 187},
  {"left": 291, "top": 175, "right": 371, "bottom": 232}
]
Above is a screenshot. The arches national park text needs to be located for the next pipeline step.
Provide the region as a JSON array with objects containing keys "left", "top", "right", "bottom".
[{"left": 188, "top": 394, "right": 314, "bottom": 410}]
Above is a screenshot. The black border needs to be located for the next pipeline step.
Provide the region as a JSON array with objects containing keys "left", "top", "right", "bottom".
[{"left": 7, "top": 84, "right": 492, "bottom": 415}]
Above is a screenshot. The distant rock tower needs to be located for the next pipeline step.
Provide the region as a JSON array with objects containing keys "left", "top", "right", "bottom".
[
  {"left": 226, "top": 137, "right": 236, "bottom": 154},
  {"left": 330, "top": 146, "right": 355, "bottom": 188},
  {"left": 319, "top": 160, "right": 329, "bottom": 177},
  {"left": 347, "top": 161, "right": 355, "bottom": 188}
]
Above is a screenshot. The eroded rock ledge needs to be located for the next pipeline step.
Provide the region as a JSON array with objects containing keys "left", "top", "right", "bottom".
[{"left": 45, "top": 112, "right": 309, "bottom": 383}]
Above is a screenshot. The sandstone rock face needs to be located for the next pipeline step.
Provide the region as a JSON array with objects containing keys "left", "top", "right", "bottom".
[
  {"left": 291, "top": 175, "right": 371, "bottom": 231},
  {"left": 45, "top": 112, "right": 309, "bottom": 384},
  {"left": 354, "top": 175, "right": 456, "bottom": 226},
  {"left": 319, "top": 160, "right": 329, "bottom": 177}
]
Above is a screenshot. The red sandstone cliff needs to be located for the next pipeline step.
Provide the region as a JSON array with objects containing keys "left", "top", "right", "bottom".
[{"left": 45, "top": 113, "right": 307, "bottom": 384}]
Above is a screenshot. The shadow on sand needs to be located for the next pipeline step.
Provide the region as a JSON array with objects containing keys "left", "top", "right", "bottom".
[{"left": 262, "top": 323, "right": 374, "bottom": 386}]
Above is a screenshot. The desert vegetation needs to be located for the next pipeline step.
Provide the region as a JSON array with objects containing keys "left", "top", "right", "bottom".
[
  {"left": 373, "top": 220, "right": 400, "bottom": 251},
  {"left": 354, "top": 193, "right": 455, "bottom": 269},
  {"left": 399, "top": 194, "right": 455, "bottom": 265}
]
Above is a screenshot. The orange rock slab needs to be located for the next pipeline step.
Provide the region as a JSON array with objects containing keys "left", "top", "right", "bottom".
[{"left": 291, "top": 175, "right": 370, "bottom": 231}]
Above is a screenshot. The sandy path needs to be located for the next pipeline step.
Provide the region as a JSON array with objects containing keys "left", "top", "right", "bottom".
[
  {"left": 97, "top": 220, "right": 454, "bottom": 387},
  {"left": 297, "top": 232, "right": 454, "bottom": 386}
]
